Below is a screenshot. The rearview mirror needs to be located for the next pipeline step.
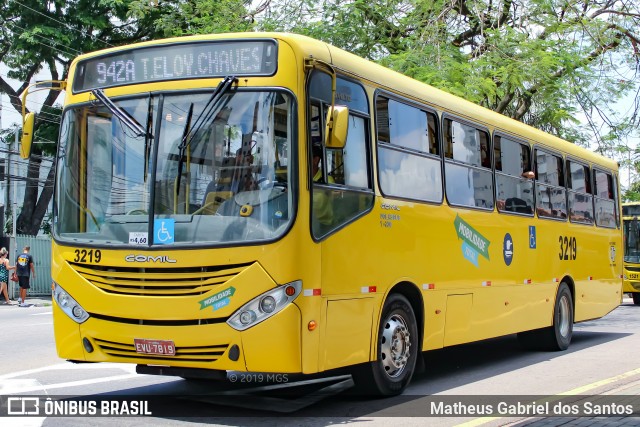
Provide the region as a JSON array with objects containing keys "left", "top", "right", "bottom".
[
  {"left": 325, "top": 105, "right": 349, "bottom": 149},
  {"left": 20, "top": 112, "right": 35, "bottom": 159}
]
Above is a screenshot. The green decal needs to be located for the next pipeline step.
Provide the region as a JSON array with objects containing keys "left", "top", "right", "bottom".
[
  {"left": 199, "top": 286, "right": 236, "bottom": 310},
  {"left": 454, "top": 215, "right": 490, "bottom": 260}
]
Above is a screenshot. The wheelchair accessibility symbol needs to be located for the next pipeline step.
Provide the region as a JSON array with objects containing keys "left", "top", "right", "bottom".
[
  {"left": 529, "top": 225, "right": 536, "bottom": 249},
  {"left": 154, "top": 219, "right": 175, "bottom": 244}
]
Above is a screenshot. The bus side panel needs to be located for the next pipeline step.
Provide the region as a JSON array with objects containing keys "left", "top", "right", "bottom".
[
  {"left": 322, "top": 298, "right": 374, "bottom": 371},
  {"left": 242, "top": 304, "right": 302, "bottom": 373},
  {"left": 423, "top": 292, "right": 447, "bottom": 350},
  {"left": 469, "top": 283, "right": 556, "bottom": 340},
  {"left": 443, "top": 294, "right": 472, "bottom": 346},
  {"left": 574, "top": 278, "right": 621, "bottom": 321},
  {"left": 53, "top": 302, "right": 85, "bottom": 360}
]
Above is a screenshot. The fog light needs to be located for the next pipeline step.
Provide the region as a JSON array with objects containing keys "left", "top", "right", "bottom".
[
  {"left": 82, "top": 337, "right": 94, "bottom": 353},
  {"left": 260, "top": 296, "right": 276, "bottom": 313}
]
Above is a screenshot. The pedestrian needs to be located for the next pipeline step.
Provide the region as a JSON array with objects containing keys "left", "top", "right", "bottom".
[
  {"left": 0, "top": 247, "right": 15, "bottom": 305},
  {"left": 16, "top": 246, "right": 35, "bottom": 307}
]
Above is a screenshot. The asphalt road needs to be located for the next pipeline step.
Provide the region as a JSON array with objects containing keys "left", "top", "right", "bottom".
[{"left": 1, "top": 297, "right": 640, "bottom": 426}]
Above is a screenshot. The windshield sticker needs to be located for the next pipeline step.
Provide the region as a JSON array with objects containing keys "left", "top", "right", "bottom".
[
  {"left": 454, "top": 215, "right": 490, "bottom": 267},
  {"left": 503, "top": 233, "right": 514, "bottom": 266},
  {"left": 154, "top": 219, "right": 175, "bottom": 245},
  {"left": 199, "top": 286, "right": 236, "bottom": 311},
  {"left": 129, "top": 232, "right": 149, "bottom": 246}
]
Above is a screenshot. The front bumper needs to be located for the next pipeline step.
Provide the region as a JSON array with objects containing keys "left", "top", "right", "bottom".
[{"left": 53, "top": 299, "right": 302, "bottom": 373}]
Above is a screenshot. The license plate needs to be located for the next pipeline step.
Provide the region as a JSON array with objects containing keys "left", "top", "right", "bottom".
[
  {"left": 134, "top": 339, "right": 176, "bottom": 356},
  {"left": 629, "top": 273, "right": 639, "bottom": 280}
]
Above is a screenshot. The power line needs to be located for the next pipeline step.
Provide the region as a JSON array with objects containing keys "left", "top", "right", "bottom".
[
  {"left": 0, "top": 148, "right": 55, "bottom": 161},
  {"left": 4, "top": 92, "right": 63, "bottom": 110},
  {"left": 0, "top": 101, "right": 61, "bottom": 123},
  {"left": 12, "top": 0, "right": 114, "bottom": 49},
  {"left": 5, "top": 21, "right": 82, "bottom": 57}
]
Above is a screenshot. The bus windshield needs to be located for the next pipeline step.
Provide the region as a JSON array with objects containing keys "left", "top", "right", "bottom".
[
  {"left": 55, "top": 90, "right": 294, "bottom": 247},
  {"left": 624, "top": 217, "right": 640, "bottom": 263}
]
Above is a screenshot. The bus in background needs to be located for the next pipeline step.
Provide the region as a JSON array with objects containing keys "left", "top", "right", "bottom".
[
  {"left": 623, "top": 202, "right": 640, "bottom": 304},
  {"left": 19, "top": 33, "right": 622, "bottom": 396}
]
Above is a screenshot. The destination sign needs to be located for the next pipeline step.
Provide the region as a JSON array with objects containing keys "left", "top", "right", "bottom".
[
  {"left": 73, "top": 40, "right": 277, "bottom": 93},
  {"left": 623, "top": 204, "right": 640, "bottom": 217}
]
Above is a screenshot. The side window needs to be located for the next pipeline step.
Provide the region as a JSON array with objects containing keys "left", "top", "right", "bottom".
[
  {"left": 308, "top": 72, "right": 374, "bottom": 239},
  {"left": 376, "top": 96, "right": 442, "bottom": 202},
  {"left": 567, "top": 160, "right": 594, "bottom": 224},
  {"left": 535, "top": 149, "right": 567, "bottom": 220},
  {"left": 444, "top": 118, "right": 493, "bottom": 209},
  {"left": 495, "top": 135, "right": 533, "bottom": 215},
  {"left": 593, "top": 169, "right": 617, "bottom": 228}
]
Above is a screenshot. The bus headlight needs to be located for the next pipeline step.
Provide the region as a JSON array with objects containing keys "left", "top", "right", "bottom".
[
  {"left": 53, "top": 283, "right": 89, "bottom": 324},
  {"left": 227, "top": 281, "right": 301, "bottom": 331}
]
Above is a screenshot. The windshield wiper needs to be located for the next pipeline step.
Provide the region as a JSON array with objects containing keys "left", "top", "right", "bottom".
[
  {"left": 175, "top": 76, "right": 237, "bottom": 196},
  {"left": 176, "top": 103, "right": 194, "bottom": 196},
  {"left": 92, "top": 89, "right": 147, "bottom": 137}
]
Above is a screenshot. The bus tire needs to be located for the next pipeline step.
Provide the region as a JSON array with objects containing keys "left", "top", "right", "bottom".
[
  {"left": 548, "top": 283, "right": 574, "bottom": 350},
  {"left": 632, "top": 293, "right": 640, "bottom": 305},
  {"left": 352, "top": 293, "right": 418, "bottom": 396},
  {"left": 518, "top": 283, "right": 573, "bottom": 351}
]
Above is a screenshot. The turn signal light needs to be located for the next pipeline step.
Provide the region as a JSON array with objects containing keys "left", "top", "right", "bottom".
[{"left": 308, "top": 320, "right": 317, "bottom": 331}]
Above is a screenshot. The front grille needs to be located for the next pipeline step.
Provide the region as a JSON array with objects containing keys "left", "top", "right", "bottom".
[
  {"left": 70, "top": 261, "right": 252, "bottom": 296},
  {"left": 626, "top": 265, "right": 640, "bottom": 272},
  {"left": 94, "top": 338, "right": 228, "bottom": 362},
  {"left": 89, "top": 312, "right": 228, "bottom": 326}
]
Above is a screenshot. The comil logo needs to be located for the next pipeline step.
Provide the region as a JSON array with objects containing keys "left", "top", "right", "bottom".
[{"left": 125, "top": 255, "right": 177, "bottom": 263}]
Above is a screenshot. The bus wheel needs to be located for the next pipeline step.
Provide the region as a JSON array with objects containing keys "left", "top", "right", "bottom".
[
  {"left": 632, "top": 293, "right": 640, "bottom": 305},
  {"left": 518, "top": 283, "right": 573, "bottom": 351},
  {"left": 352, "top": 293, "right": 418, "bottom": 396}
]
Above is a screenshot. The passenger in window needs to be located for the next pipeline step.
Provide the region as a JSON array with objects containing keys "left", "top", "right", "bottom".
[
  {"left": 312, "top": 143, "right": 334, "bottom": 226},
  {"left": 522, "top": 171, "right": 535, "bottom": 179},
  {"left": 204, "top": 148, "right": 255, "bottom": 199},
  {"left": 312, "top": 143, "right": 334, "bottom": 184}
]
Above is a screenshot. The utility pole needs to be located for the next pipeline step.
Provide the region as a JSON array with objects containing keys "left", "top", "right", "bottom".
[{"left": 12, "top": 128, "right": 17, "bottom": 241}]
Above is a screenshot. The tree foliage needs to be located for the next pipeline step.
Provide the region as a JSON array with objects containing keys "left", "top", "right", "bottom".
[
  {"left": 259, "top": 0, "right": 640, "bottom": 155},
  {"left": 129, "top": 0, "right": 261, "bottom": 36}
]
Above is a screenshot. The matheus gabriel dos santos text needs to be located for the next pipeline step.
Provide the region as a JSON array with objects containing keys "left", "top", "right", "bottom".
[
  {"left": 430, "top": 401, "right": 634, "bottom": 416},
  {"left": 5, "top": 397, "right": 152, "bottom": 416}
]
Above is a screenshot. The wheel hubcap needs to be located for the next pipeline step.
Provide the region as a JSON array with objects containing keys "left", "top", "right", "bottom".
[
  {"left": 558, "top": 294, "right": 570, "bottom": 337},
  {"left": 380, "top": 314, "right": 411, "bottom": 378}
]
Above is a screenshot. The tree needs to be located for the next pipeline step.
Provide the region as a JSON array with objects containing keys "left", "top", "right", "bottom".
[
  {"left": 0, "top": 0, "right": 165, "bottom": 235},
  {"left": 259, "top": 0, "right": 639, "bottom": 150},
  {"left": 129, "top": 0, "right": 263, "bottom": 36}
]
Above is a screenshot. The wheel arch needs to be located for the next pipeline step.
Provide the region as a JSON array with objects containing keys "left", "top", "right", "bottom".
[
  {"left": 559, "top": 275, "right": 576, "bottom": 315},
  {"left": 386, "top": 281, "right": 425, "bottom": 352}
]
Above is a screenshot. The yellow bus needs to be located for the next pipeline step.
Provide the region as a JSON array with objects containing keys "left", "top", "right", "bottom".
[
  {"left": 20, "top": 32, "right": 622, "bottom": 396},
  {"left": 623, "top": 202, "right": 640, "bottom": 304}
]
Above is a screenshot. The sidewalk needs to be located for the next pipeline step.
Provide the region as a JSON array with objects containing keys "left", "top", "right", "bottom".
[{"left": 0, "top": 294, "right": 52, "bottom": 308}]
